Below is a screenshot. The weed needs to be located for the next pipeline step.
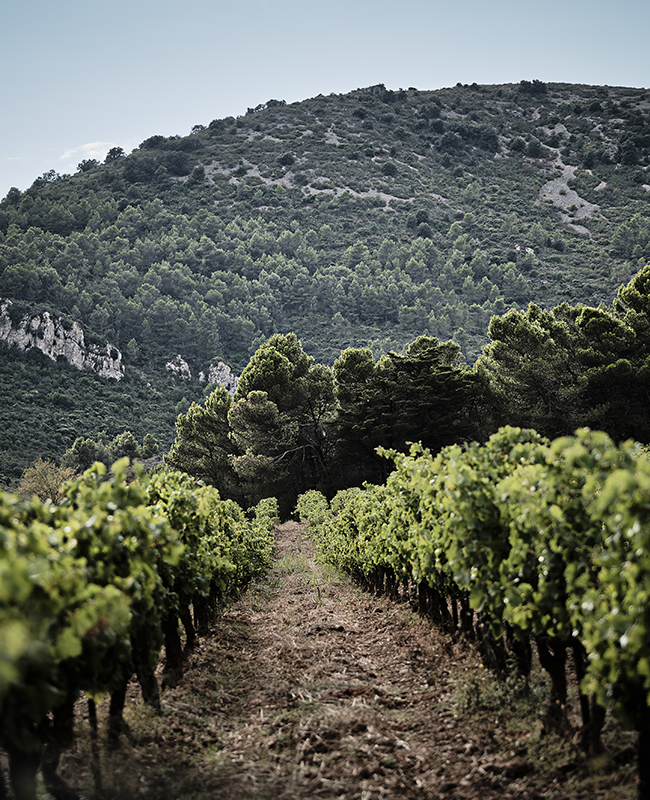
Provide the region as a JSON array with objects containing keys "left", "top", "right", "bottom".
[
  {"left": 318, "top": 563, "right": 352, "bottom": 586},
  {"left": 278, "top": 551, "right": 310, "bottom": 575}
]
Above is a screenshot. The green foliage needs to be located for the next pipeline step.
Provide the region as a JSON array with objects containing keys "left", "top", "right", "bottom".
[
  {"left": 0, "top": 461, "right": 166, "bottom": 749},
  {"left": 230, "top": 333, "right": 335, "bottom": 511},
  {"left": 295, "top": 487, "right": 371, "bottom": 574},
  {"left": 105, "top": 147, "right": 125, "bottom": 163},
  {"left": 146, "top": 467, "right": 277, "bottom": 600},
  {"left": 60, "top": 430, "right": 162, "bottom": 475},
  {"left": 146, "top": 470, "right": 234, "bottom": 607},
  {"left": 55, "top": 459, "right": 182, "bottom": 681},
  {"left": 165, "top": 387, "right": 240, "bottom": 501},
  {"left": 0, "top": 346, "right": 189, "bottom": 486},
  {"left": 244, "top": 495, "right": 279, "bottom": 581},
  {"left": 332, "top": 335, "right": 482, "bottom": 486},
  {"left": 580, "top": 444, "right": 650, "bottom": 727},
  {"left": 16, "top": 458, "right": 75, "bottom": 502},
  {"left": 297, "top": 425, "right": 650, "bottom": 740},
  {"left": 519, "top": 79, "right": 547, "bottom": 97},
  {"left": 477, "top": 282, "right": 650, "bottom": 443},
  {"left": 141, "top": 432, "right": 159, "bottom": 458},
  {"left": 0, "top": 504, "right": 129, "bottom": 744},
  {"left": 1, "top": 80, "right": 649, "bottom": 484},
  {"left": 0, "top": 457, "right": 277, "bottom": 756}
]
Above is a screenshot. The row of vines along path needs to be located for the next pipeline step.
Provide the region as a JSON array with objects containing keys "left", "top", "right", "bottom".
[{"left": 25, "top": 522, "right": 639, "bottom": 799}]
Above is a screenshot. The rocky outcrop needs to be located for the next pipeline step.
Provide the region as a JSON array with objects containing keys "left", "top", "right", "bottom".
[
  {"left": 0, "top": 299, "right": 124, "bottom": 380},
  {"left": 199, "top": 361, "right": 239, "bottom": 395},
  {"left": 165, "top": 356, "right": 239, "bottom": 394},
  {"left": 0, "top": 301, "right": 242, "bottom": 392},
  {"left": 166, "top": 354, "right": 192, "bottom": 380}
]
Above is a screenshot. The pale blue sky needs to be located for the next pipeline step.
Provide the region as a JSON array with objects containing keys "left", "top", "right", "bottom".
[{"left": 1, "top": 0, "right": 648, "bottom": 200}]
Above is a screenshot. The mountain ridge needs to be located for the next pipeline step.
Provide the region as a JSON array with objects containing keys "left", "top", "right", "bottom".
[{"left": 0, "top": 79, "right": 648, "bottom": 483}]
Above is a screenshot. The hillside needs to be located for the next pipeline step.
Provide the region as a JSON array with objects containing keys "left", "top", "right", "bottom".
[{"left": 1, "top": 80, "right": 649, "bottom": 482}]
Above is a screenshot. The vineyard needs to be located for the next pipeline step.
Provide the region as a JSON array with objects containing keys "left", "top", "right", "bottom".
[
  {"left": 296, "top": 426, "right": 650, "bottom": 799},
  {"left": 0, "top": 461, "right": 277, "bottom": 799},
  {"left": 0, "top": 519, "right": 638, "bottom": 800},
  {"left": 1, "top": 427, "right": 649, "bottom": 798}
]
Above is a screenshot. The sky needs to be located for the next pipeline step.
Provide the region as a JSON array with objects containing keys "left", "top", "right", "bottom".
[{"left": 1, "top": 0, "right": 648, "bottom": 201}]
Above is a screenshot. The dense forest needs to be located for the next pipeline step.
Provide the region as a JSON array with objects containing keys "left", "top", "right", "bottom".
[{"left": 0, "top": 79, "right": 649, "bottom": 484}]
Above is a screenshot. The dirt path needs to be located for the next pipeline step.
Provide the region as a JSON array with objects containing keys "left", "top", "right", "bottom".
[{"left": 56, "top": 522, "right": 637, "bottom": 800}]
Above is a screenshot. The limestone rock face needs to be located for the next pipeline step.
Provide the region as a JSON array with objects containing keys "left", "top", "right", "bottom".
[
  {"left": 199, "top": 361, "right": 239, "bottom": 395},
  {"left": 0, "top": 299, "right": 124, "bottom": 380},
  {"left": 166, "top": 354, "right": 192, "bottom": 380}
]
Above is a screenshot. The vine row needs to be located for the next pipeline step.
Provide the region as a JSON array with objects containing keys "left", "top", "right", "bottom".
[
  {"left": 296, "top": 426, "right": 650, "bottom": 798},
  {"left": 0, "top": 458, "right": 277, "bottom": 800}
]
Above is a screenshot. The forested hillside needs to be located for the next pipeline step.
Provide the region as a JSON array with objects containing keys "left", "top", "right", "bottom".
[{"left": 1, "top": 80, "right": 649, "bottom": 483}]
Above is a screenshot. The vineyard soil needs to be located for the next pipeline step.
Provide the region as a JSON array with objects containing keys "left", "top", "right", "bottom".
[{"left": 22, "top": 522, "right": 639, "bottom": 799}]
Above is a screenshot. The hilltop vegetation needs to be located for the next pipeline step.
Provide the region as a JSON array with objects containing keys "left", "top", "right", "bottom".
[{"left": 0, "top": 80, "right": 649, "bottom": 482}]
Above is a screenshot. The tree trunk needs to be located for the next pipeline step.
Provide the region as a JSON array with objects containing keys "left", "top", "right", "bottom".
[
  {"left": 108, "top": 679, "right": 128, "bottom": 749},
  {"left": 639, "top": 724, "right": 650, "bottom": 800},
  {"left": 438, "top": 588, "right": 453, "bottom": 633},
  {"left": 135, "top": 656, "right": 161, "bottom": 709},
  {"left": 180, "top": 605, "right": 196, "bottom": 652},
  {"left": 0, "top": 762, "right": 8, "bottom": 800},
  {"left": 536, "top": 636, "right": 571, "bottom": 735},
  {"left": 571, "top": 639, "right": 606, "bottom": 754},
  {"left": 88, "top": 698, "right": 103, "bottom": 797},
  {"left": 408, "top": 581, "right": 418, "bottom": 613},
  {"left": 40, "top": 750, "right": 78, "bottom": 800},
  {"left": 506, "top": 626, "right": 532, "bottom": 680},
  {"left": 193, "top": 596, "right": 212, "bottom": 637},
  {"left": 585, "top": 698, "right": 606, "bottom": 755},
  {"left": 476, "top": 616, "right": 507, "bottom": 679},
  {"left": 459, "top": 590, "right": 475, "bottom": 639},
  {"left": 374, "top": 568, "right": 384, "bottom": 596},
  {"left": 6, "top": 743, "right": 40, "bottom": 800},
  {"left": 41, "top": 696, "right": 78, "bottom": 800},
  {"left": 162, "top": 612, "right": 183, "bottom": 688},
  {"left": 387, "top": 570, "right": 399, "bottom": 601},
  {"left": 417, "top": 580, "right": 429, "bottom": 617},
  {"left": 451, "top": 595, "right": 459, "bottom": 635}
]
